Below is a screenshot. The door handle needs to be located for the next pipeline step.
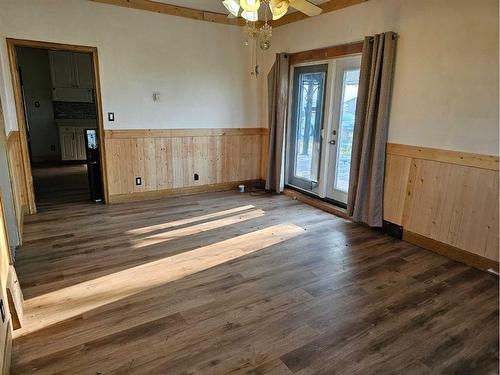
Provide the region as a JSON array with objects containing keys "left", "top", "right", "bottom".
[{"left": 329, "top": 140, "right": 336, "bottom": 145}]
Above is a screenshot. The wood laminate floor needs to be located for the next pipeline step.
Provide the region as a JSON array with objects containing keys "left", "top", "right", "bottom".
[
  {"left": 12, "top": 189, "right": 499, "bottom": 374},
  {"left": 32, "top": 163, "right": 93, "bottom": 209}
]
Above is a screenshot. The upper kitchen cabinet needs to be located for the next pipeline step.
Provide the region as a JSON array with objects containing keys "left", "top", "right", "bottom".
[
  {"left": 49, "top": 51, "right": 94, "bottom": 102},
  {"left": 49, "top": 51, "right": 74, "bottom": 88},
  {"left": 73, "top": 53, "right": 94, "bottom": 89}
]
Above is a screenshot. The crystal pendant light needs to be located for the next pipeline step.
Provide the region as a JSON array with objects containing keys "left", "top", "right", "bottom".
[
  {"left": 259, "top": 23, "right": 272, "bottom": 50},
  {"left": 259, "top": 2, "right": 272, "bottom": 50},
  {"left": 222, "top": 0, "right": 279, "bottom": 75}
]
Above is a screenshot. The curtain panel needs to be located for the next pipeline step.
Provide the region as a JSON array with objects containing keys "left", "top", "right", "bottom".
[
  {"left": 347, "top": 32, "right": 397, "bottom": 227},
  {"left": 266, "top": 53, "right": 289, "bottom": 193}
]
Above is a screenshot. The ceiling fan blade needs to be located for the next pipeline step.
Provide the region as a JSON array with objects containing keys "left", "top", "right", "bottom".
[{"left": 289, "top": 0, "right": 323, "bottom": 17}]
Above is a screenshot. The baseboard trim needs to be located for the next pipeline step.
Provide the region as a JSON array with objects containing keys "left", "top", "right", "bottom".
[
  {"left": 403, "top": 230, "right": 499, "bottom": 273},
  {"left": 283, "top": 188, "right": 349, "bottom": 219},
  {"left": 17, "top": 206, "right": 27, "bottom": 246},
  {"left": 109, "top": 180, "right": 263, "bottom": 204}
]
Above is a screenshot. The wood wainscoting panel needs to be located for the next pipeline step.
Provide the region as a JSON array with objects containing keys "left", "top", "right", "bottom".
[
  {"left": 105, "top": 128, "right": 265, "bottom": 199},
  {"left": 260, "top": 128, "right": 269, "bottom": 181},
  {"left": 0, "top": 194, "right": 13, "bottom": 373},
  {"left": 403, "top": 158, "right": 499, "bottom": 262},
  {"left": 6, "top": 132, "right": 28, "bottom": 238},
  {"left": 384, "top": 143, "right": 499, "bottom": 269},
  {"left": 383, "top": 153, "right": 411, "bottom": 225}
]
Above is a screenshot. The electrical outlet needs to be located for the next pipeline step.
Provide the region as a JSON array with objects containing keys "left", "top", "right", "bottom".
[
  {"left": 135, "top": 177, "right": 142, "bottom": 186},
  {"left": 194, "top": 173, "right": 199, "bottom": 181},
  {"left": 50, "top": 145, "right": 56, "bottom": 151}
]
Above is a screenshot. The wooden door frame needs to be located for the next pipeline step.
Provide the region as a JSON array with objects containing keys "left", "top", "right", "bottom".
[{"left": 6, "top": 38, "right": 109, "bottom": 213}]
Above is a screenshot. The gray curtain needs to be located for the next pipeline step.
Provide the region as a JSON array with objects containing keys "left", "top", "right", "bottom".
[
  {"left": 347, "top": 32, "right": 397, "bottom": 227},
  {"left": 266, "top": 53, "right": 289, "bottom": 192}
]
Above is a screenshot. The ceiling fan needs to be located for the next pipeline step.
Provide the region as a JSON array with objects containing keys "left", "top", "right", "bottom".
[
  {"left": 223, "top": 0, "right": 323, "bottom": 74},
  {"left": 222, "top": 0, "right": 323, "bottom": 22}
]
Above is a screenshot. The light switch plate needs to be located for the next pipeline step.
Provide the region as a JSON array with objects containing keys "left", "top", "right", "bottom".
[{"left": 108, "top": 112, "right": 115, "bottom": 122}]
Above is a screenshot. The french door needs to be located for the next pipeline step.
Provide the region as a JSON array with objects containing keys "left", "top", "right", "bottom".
[
  {"left": 325, "top": 57, "right": 361, "bottom": 204},
  {"left": 286, "top": 56, "right": 361, "bottom": 205},
  {"left": 287, "top": 64, "right": 328, "bottom": 192}
]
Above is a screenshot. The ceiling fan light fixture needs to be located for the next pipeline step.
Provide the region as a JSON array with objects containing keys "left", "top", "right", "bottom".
[
  {"left": 222, "top": 0, "right": 241, "bottom": 17},
  {"left": 241, "top": 10, "right": 259, "bottom": 21},
  {"left": 269, "top": 0, "right": 289, "bottom": 20},
  {"left": 240, "top": 0, "right": 260, "bottom": 12}
]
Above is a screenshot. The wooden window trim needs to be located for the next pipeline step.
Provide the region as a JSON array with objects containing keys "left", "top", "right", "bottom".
[{"left": 288, "top": 41, "right": 364, "bottom": 65}]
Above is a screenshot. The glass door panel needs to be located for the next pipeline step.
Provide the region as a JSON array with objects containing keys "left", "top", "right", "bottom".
[
  {"left": 326, "top": 57, "right": 361, "bottom": 204},
  {"left": 288, "top": 64, "right": 328, "bottom": 192},
  {"left": 334, "top": 69, "right": 359, "bottom": 192}
]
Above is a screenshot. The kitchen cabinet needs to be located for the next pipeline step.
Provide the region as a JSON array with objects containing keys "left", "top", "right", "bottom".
[
  {"left": 48, "top": 51, "right": 74, "bottom": 88},
  {"left": 49, "top": 51, "right": 94, "bottom": 102},
  {"left": 73, "top": 53, "right": 94, "bottom": 89},
  {"left": 59, "top": 126, "right": 87, "bottom": 161}
]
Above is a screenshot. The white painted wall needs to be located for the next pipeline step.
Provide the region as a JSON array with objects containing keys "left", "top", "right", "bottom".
[
  {"left": 16, "top": 47, "right": 59, "bottom": 161},
  {"left": 0, "top": 0, "right": 259, "bottom": 132},
  {"left": 259, "top": 0, "right": 499, "bottom": 156}
]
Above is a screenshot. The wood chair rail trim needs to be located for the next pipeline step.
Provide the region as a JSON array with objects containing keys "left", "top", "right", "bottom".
[
  {"left": 105, "top": 128, "right": 267, "bottom": 139},
  {"left": 386, "top": 143, "right": 499, "bottom": 171}
]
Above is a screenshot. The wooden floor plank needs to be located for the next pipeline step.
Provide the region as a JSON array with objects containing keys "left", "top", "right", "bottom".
[{"left": 11, "top": 165, "right": 499, "bottom": 374}]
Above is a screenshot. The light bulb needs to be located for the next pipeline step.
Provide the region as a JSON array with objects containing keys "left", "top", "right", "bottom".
[
  {"left": 241, "top": 10, "right": 258, "bottom": 22},
  {"left": 240, "top": 0, "right": 260, "bottom": 12},
  {"left": 269, "top": 0, "right": 289, "bottom": 20},
  {"left": 222, "top": 0, "right": 240, "bottom": 16}
]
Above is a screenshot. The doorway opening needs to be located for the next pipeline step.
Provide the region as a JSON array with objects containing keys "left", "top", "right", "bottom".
[
  {"left": 286, "top": 55, "right": 361, "bottom": 208},
  {"left": 7, "top": 39, "right": 108, "bottom": 213}
]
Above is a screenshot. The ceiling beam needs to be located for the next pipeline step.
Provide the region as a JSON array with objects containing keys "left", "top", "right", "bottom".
[
  {"left": 90, "top": 0, "right": 246, "bottom": 26},
  {"left": 270, "top": 0, "right": 369, "bottom": 27},
  {"left": 90, "top": 0, "right": 369, "bottom": 28}
]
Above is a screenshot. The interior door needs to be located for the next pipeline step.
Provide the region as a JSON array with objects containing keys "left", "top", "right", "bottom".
[
  {"left": 325, "top": 56, "right": 361, "bottom": 204},
  {"left": 287, "top": 64, "right": 328, "bottom": 193}
]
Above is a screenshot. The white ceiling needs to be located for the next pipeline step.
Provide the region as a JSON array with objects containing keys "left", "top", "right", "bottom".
[{"left": 155, "top": 0, "right": 329, "bottom": 14}]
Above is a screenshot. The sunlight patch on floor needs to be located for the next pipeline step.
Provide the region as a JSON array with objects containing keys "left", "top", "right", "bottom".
[
  {"left": 127, "top": 205, "right": 256, "bottom": 235},
  {"left": 18, "top": 224, "right": 305, "bottom": 336},
  {"left": 132, "top": 209, "right": 265, "bottom": 249}
]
